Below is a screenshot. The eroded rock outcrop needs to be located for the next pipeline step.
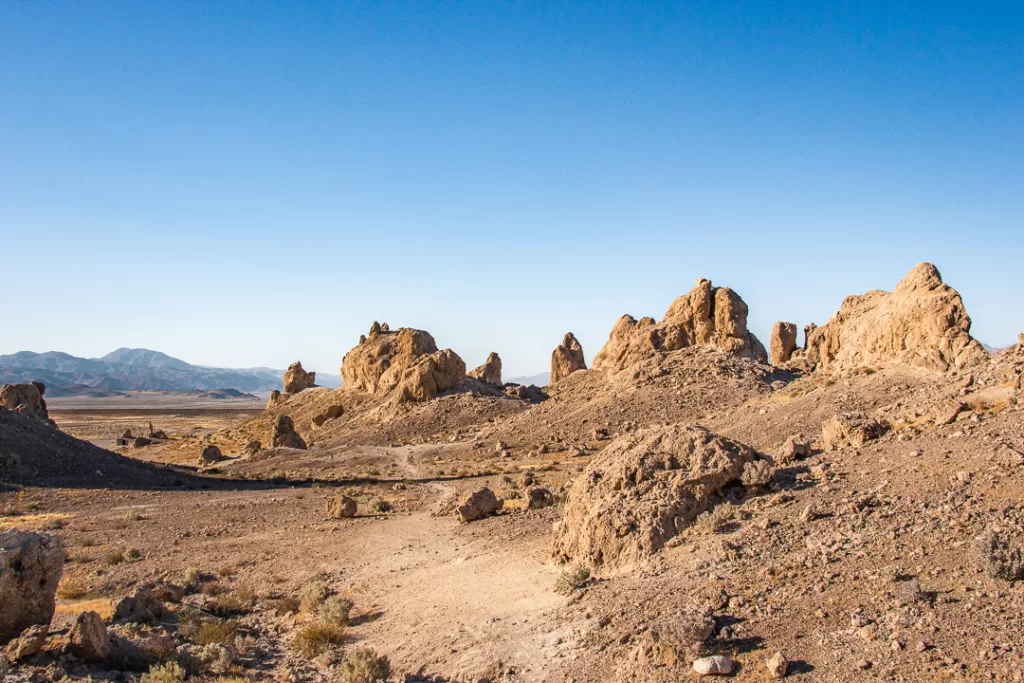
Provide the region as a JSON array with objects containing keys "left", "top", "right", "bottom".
[
  {"left": 340, "top": 326, "right": 466, "bottom": 403},
  {"left": 0, "top": 382, "right": 53, "bottom": 426},
  {"left": 793, "top": 263, "right": 986, "bottom": 373},
  {"left": 271, "top": 414, "right": 306, "bottom": 449},
  {"left": 591, "top": 279, "right": 767, "bottom": 374},
  {"left": 198, "top": 445, "right": 225, "bottom": 466},
  {"left": 283, "top": 361, "right": 316, "bottom": 394},
  {"left": 552, "top": 425, "right": 758, "bottom": 571},
  {"left": 551, "top": 333, "right": 587, "bottom": 383},
  {"left": 469, "top": 352, "right": 503, "bottom": 385},
  {"left": 0, "top": 531, "right": 64, "bottom": 644},
  {"left": 770, "top": 322, "right": 798, "bottom": 365}
]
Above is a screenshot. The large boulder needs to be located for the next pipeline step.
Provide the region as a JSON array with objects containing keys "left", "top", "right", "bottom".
[
  {"left": 271, "top": 414, "right": 307, "bottom": 449},
  {"left": 67, "top": 611, "right": 109, "bottom": 662},
  {"left": 469, "top": 352, "right": 503, "bottom": 385},
  {"left": 341, "top": 326, "right": 466, "bottom": 403},
  {"left": 591, "top": 279, "right": 767, "bottom": 374},
  {"left": 456, "top": 488, "right": 501, "bottom": 523},
  {"left": 0, "top": 382, "right": 54, "bottom": 425},
  {"left": 770, "top": 322, "right": 798, "bottom": 365},
  {"left": 0, "top": 531, "right": 64, "bottom": 644},
  {"left": 283, "top": 361, "right": 316, "bottom": 394},
  {"left": 795, "top": 263, "right": 986, "bottom": 373},
  {"left": 551, "top": 333, "right": 587, "bottom": 383},
  {"left": 114, "top": 586, "right": 164, "bottom": 623},
  {"left": 553, "top": 425, "right": 757, "bottom": 571}
]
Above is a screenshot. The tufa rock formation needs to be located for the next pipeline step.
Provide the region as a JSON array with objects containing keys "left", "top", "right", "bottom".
[
  {"left": 266, "top": 390, "right": 282, "bottom": 409},
  {"left": 553, "top": 425, "right": 758, "bottom": 571},
  {"left": 67, "top": 611, "right": 109, "bottom": 662},
  {"left": 283, "top": 361, "right": 316, "bottom": 394},
  {"left": 770, "top": 322, "right": 798, "bottom": 365},
  {"left": 271, "top": 414, "right": 307, "bottom": 449},
  {"left": 469, "top": 352, "right": 503, "bottom": 385},
  {"left": 0, "top": 531, "right": 64, "bottom": 644},
  {"left": 794, "top": 263, "right": 986, "bottom": 373},
  {"left": 550, "top": 333, "right": 587, "bottom": 383},
  {"left": 341, "top": 326, "right": 466, "bottom": 403},
  {"left": 0, "top": 382, "right": 54, "bottom": 426},
  {"left": 591, "top": 278, "right": 767, "bottom": 374}
]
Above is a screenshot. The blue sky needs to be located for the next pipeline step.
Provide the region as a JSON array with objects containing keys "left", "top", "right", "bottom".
[{"left": 2, "top": 2, "right": 1021, "bottom": 378}]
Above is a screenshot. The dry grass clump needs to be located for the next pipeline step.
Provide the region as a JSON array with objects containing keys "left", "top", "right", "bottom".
[
  {"left": 140, "top": 662, "right": 186, "bottom": 683},
  {"left": 975, "top": 529, "right": 1024, "bottom": 581},
  {"left": 339, "top": 648, "right": 391, "bottom": 683},
  {"left": 207, "top": 589, "right": 256, "bottom": 617},
  {"left": 368, "top": 498, "right": 391, "bottom": 514},
  {"left": 554, "top": 565, "right": 591, "bottom": 595},
  {"left": 264, "top": 595, "right": 301, "bottom": 615},
  {"left": 318, "top": 595, "right": 354, "bottom": 627},
  {"left": 194, "top": 620, "right": 240, "bottom": 647},
  {"left": 299, "top": 578, "right": 331, "bottom": 614},
  {"left": 102, "top": 546, "right": 140, "bottom": 566},
  {"left": 56, "top": 576, "right": 98, "bottom": 600},
  {"left": 692, "top": 505, "right": 735, "bottom": 534},
  {"left": 291, "top": 621, "right": 346, "bottom": 658}
]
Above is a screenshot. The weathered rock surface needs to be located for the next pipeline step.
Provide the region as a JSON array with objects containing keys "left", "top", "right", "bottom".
[
  {"left": 551, "top": 333, "right": 587, "bottom": 383},
  {"left": 242, "top": 439, "right": 262, "bottom": 456},
  {"left": 271, "top": 415, "right": 306, "bottom": 449},
  {"left": 821, "top": 413, "right": 888, "bottom": 450},
  {"left": 327, "top": 495, "right": 357, "bottom": 519},
  {"left": 114, "top": 586, "right": 164, "bottom": 623},
  {"left": 592, "top": 279, "right": 767, "bottom": 374},
  {"left": 311, "top": 405, "right": 344, "bottom": 428},
  {"left": 4, "top": 625, "right": 47, "bottom": 661},
  {"left": 68, "top": 611, "right": 109, "bottom": 662},
  {"left": 266, "top": 390, "right": 282, "bottom": 409},
  {"left": 469, "top": 352, "right": 503, "bottom": 385},
  {"left": 503, "top": 384, "right": 548, "bottom": 402},
  {"left": 693, "top": 655, "right": 733, "bottom": 676},
  {"left": 553, "top": 425, "right": 757, "bottom": 571},
  {"left": 198, "top": 445, "right": 225, "bottom": 465},
  {"left": 0, "top": 531, "right": 63, "bottom": 644},
  {"left": 770, "top": 322, "right": 798, "bottom": 365},
  {"left": 456, "top": 488, "right": 501, "bottom": 523},
  {"left": 283, "top": 361, "right": 316, "bottom": 394},
  {"left": 794, "top": 263, "right": 986, "bottom": 373},
  {"left": 341, "top": 327, "right": 466, "bottom": 403},
  {"left": 0, "top": 382, "right": 53, "bottom": 425}
]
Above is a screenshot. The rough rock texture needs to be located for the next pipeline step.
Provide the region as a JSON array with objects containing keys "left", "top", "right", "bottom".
[
  {"left": 592, "top": 279, "right": 767, "bottom": 374},
  {"left": 311, "top": 405, "right": 344, "bottom": 428},
  {"left": 0, "top": 382, "right": 53, "bottom": 425},
  {"left": 0, "top": 531, "right": 64, "bottom": 644},
  {"left": 327, "top": 495, "right": 357, "bottom": 519},
  {"left": 114, "top": 586, "right": 164, "bottom": 623},
  {"left": 796, "top": 263, "right": 986, "bottom": 373},
  {"left": 821, "top": 413, "right": 889, "bottom": 450},
  {"left": 266, "top": 390, "right": 282, "bottom": 409},
  {"left": 283, "top": 361, "right": 316, "bottom": 394},
  {"left": 551, "top": 333, "right": 587, "bottom": 383},
  {"left": 503, "top": 384, "right": 548, "bottom": 402},
  {"left": 198, "top": 445, "right": 224, "bottom": 465},
  {"left": 341, "top": 327, "right": 466, "bottom": 403},
  {"left": 242, "top": 439, "right": 261, "bottom": 456},
  {"left": 469, "top": 352, "right": 503, "bottom": 386},
  {"left": 553, "top": 425, "right": 757, "bottom": 571},
  {"left": 5, "top": 625, "right": 48, "bottom": 661},
  {"left": 271, "top": 415, "right": 307, "bottom": 449},
  {"left": 770, "top": 322, "right": 798, "bottom": 365},
  {"left": 68, "top": 611, "right": 109, "bottom": 662},
  {"left": 456, "top": 488, "right": 501, "bottom": 523}
]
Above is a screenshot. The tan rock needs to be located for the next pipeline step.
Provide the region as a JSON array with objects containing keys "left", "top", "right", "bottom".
[
  {"left": 770, "top": 322, "right": 798, "bottom": 365},
  {"left": 327, "top": 495, "right": 357, "bottom": 519},
  {"left": 822, "top": 413, "right": 888, "bottom": 450},
  {"left": 469, "top": 352, "right": 503, "bottom": 385},
  {"left": 693, "top": 655, "right": 733, "bottom": 675},
  {"left": 0, "top": 382, "right": 53, "bottom": 425},
  {"left": 800, "top": 263, "right": 986, "bottom": 372},
  {"left": 766, "top": 651, "right": 789, "bottom": 678},
  {"left": 283, "top": 361, "right": 316, "bottom": 394},
  {"left": 341, "top": 326, "right": 466, "bottom": 402},
  {"left": 242, "top": 439, "right": 261, "bottom": 456},
  {"left": 311, "top": 405, "right": 344, "bottom": 428},
  {"left": 592, "top": 279, "right": 767, "bottom": 374},
  {"left": 551, "top": 333, "right": 587, "bottom": 383},
  {"left": 67, "top": 611, "right": 108, "bottom": 662},
  {"left": 271, "top": 415, "right": 306, "bottom": 449},
  {"left": 266, "top": 390, "right": 282, "bottom": 409},
  {"left": 456, "top": 488, "right": 501, "bottom": 522},
  {"left": 198, "top": 445, "right": 225, "bottom": 465},
  {"left": 5, "top": 625, "right": 47, "bottom": 661},
  {"left": 0, "top": 531, "right": 63, "bottom": 644},
  {"left": 553, "top": 425, "right": 756, "bottom": 571}
]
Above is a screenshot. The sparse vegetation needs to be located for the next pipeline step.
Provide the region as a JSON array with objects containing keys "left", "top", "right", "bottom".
[
  {"left": 299, "top": 578, "right": 331, "bottom": 614},
  {"left": 207, "top": 589, "right": 256, "bottom": 616},
  {"left": 56, "top": 576, "right": 96, "bottom": 600},
  {"left": 318, "top": 595, "right": 354, "bottom": 627},
  {"left": 368, "top": 498, "right": 391, "bottom": 513},
  {"left": 339, "top": 648, "right": 391, "bottom": 683},
  {"left": 555, "top": 565, "right": 591, "bottom": 595},
  {"left": 122, "top": 547, "right": 142, "bottom": 563},
  {"left": 140, "top": 661, "right": 186, "bottom": 683},
  {"left": 194, "top": 620, "right": 240, "bottom": 647},
  {"left": 291, "top": 621, "right": 346, "bottom": 658}
]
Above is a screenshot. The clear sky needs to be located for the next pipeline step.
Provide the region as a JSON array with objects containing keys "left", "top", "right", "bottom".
[{"left": 2, "top": 2, "right": 1022, "bottom": 378}]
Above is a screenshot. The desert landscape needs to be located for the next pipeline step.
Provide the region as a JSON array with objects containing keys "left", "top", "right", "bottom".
[{"left": 3, "top": 264, "right": 1023, "bottom": 682}]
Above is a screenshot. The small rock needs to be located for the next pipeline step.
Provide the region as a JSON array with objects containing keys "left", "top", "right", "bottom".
[
  {"left": 326, "top": 495, "right": 357, "bottom": 519},
  {"left": 766, "top": 651, "right": 788, "bottom": 678},
  {"left": 5, "top": 625, "right": 48, "bottom": 661},
  {"left": 692, "top": 655, "right": 733, "bottom": 676},
  {"left": 456, "top": 488, "right": 501, "bottom": 523},
  {"left": 114, "top": 586, "right": 164, "bottom": 623}
]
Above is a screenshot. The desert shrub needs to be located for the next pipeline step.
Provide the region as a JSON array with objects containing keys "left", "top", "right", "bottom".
[
  {"left": 368, "top": 498, "right": 391, "bottom": 513},
  {"left": 194, "top": 620, "right": 239, "bottom": 647},
  {"left": 102, "top": 548, "right": 126, "bottom": 566},
  {"left": 175, "top": 606, "right": 204, "bottom": 639},
  {"left": 339, "top": 648, "right": 391, "bottom": 683},
  {"left": 318, "top": 595, "right": 354, "bottom": 627},
  {"left": 555, "top": 565, "right": 591, "bottom": 595},
  {"left": 299, "top": 579, "right": 331, "bottom": 614},
  {"left": 291, "top": 622, "right": 345, "bottom": 658},
  {"left": 56, "top": 576, "right": 95, "bottom": 600},
  {"left": 740, "top": 459, "right": 773, "bottom": 487},
  {"left": 207, "top": 589, "right": 255, "bottom": 617},
  {"left": 122, "top": 547, "right": 142, "bottom": 563},
  {"left": 200, "top": 580, "right": 225, "bottom": 596},
  {"left": 265, "top": 595, "right": 301, "bottom": 615},
  {"left": 124, "top": 510, "right": 147, "bottom": 521},
  {"left": 141, "top": 661, "right": 186, "bottom": 683},
  {"left": 693, "top": 505, "right": 735, "bottom": 534},
  {"left": 39, "top": 517, "right": 66, "bottom": 531},
  {"left": 975, "top": 529, "right": 1024, "bottom": 581},
  {"left": 183, "top": 567, "right": 202, "bottom": 585}
]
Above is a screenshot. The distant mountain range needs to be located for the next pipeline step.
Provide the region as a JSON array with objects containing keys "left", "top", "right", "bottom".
[
  {"left": 508, "top": 372, "right": 550, "bottom": 386},
  {"left": 0, "top": 348, "right": 341, "bottom": 397}
]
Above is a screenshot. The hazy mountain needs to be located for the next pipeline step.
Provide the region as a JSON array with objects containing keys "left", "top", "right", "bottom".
[
  {"left": 507, "top": 372, "right": 550, "bottom": 386},
  {"left": 0, "top": 348, "right": 341, "bottom": 396}
]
